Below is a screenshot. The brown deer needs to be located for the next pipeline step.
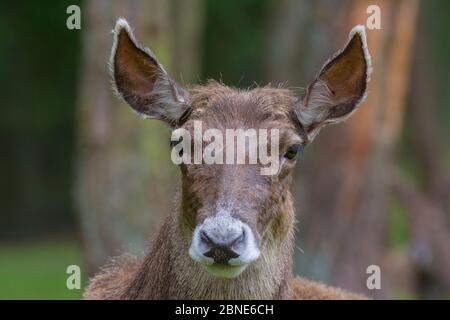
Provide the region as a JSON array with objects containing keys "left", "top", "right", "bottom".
[{"left": 84, "top": 18, "right": 372, "bottom": 300}]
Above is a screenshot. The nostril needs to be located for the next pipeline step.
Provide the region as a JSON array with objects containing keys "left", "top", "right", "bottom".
[
  {"left": 204, "top": 246, "right": 239, "bottom": 264},
  {"left": 200, "top": 229, "right": 243, "bottom": 264}
]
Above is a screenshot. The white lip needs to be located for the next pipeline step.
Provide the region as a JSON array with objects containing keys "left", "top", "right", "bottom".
[{"left": 200, "top": 263, "right": 248, "bottom": 278}]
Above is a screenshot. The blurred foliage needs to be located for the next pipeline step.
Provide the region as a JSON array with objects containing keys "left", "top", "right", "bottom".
[
  {"left": 0, "top": 1, "right": 81, "bottom": 238},
  {"left": 202, "top": 0, "right": 269, "bottom": 87},
  {"left": 424, "top": 0, "right": 450, "bottom": 130},
  {"left": 388, "top": 198, "right": 410, "bottom": 248},
  {"left": 0, "top": 239, "right": 84, "bottom": 299},
  {"left": 399, "top": 0, "right": 450, "bottom": 177}
]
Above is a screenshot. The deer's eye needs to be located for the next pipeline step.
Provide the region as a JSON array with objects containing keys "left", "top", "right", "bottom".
[{"left": 284, "top": 144, "right": 303, "bottom": 160}]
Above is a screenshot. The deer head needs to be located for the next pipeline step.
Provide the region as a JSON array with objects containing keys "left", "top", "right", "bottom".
[{"left": 111, "top": 18, "right": 371, "bottom": 279}]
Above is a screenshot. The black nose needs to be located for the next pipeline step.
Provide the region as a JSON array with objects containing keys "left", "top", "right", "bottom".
[{"left": 201, "top": 230, "right": 244, "bottom": 264}]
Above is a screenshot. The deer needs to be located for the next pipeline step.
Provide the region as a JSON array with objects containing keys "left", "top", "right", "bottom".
[{"left": 84, "top": 18, "right": 372, "bottom": 300}]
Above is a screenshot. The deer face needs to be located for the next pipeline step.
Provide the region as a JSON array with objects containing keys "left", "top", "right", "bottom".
[
  {"left": 176, "top": 88, "right": 304, "bottom": 277},
  {"left": 111, "top": 19, "right": 371, "bottom": 278}
]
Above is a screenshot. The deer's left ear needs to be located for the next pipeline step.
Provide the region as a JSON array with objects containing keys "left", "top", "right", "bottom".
[
  {"left": 111, "top": 18, "right": 189, "bottom": 127},
  {"left": 295, "top": 25, "right": 372, "bottom": 141}
]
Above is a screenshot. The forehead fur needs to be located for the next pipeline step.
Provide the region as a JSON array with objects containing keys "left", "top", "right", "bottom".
[{"left": 185, "top": 81, "right": 299, "bottom": 128}]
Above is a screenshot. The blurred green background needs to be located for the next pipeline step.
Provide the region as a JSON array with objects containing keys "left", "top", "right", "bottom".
[{"left": 0, "top": 0, "right": 449, "bottom": 299}]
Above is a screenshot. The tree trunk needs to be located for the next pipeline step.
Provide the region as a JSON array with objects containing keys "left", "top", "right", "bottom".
[
  {"left": 75, "top": 0, "right": 202, "bottom": 273},
  {"left": 267, "top": 0, "right": 419, "bottom": 298}
]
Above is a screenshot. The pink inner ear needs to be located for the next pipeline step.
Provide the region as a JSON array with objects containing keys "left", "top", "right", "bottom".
[
  {"left": 114, "top": 29, "right": 160, "bottom": 97},
  {"left": 319, "top": 34, "right": 367, "bottom": 102}
]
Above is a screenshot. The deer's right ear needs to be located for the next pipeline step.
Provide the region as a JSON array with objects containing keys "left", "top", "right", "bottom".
[
  {"left": 294, "top": 25, "right": 372, "bottom": 142},
  {"left": 111, "top": 18, "right": 189, "bottom": 126}
]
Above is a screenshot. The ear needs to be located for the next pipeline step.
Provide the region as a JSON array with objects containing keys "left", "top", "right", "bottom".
[
  {"left": 295, "top": 25, "right": 372, "bottom": 141},
  {"left": 111, "top": 18, "right": 189, "bottom": 126}
]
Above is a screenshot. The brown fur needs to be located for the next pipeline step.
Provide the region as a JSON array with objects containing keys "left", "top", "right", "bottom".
[{"left": 84, "top": 83, "right": 367, "bottom": 300}]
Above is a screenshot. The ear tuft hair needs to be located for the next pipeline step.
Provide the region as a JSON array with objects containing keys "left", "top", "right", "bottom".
[
  {"left": 109, "top": 18, "right": 189, "bottom": 126},
  {"left": 109, "top": 18, "right": 167, "bottom": 104},
  {"left": 295, "top": 25, "right": 372, "bottom": 141},
  {"left": 316, "top": 24, "right": 372, "bottom": 116}
]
